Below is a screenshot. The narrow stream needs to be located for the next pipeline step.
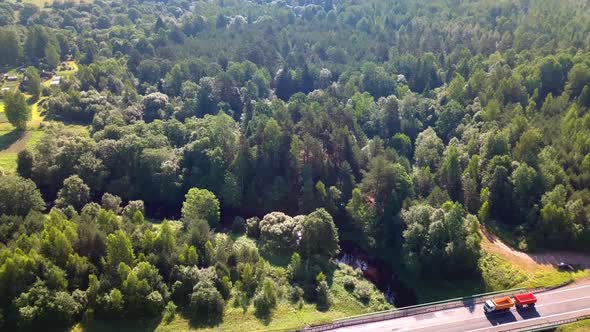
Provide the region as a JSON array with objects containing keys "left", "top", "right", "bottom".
[{"left": 337, "top": 241, "right": 417, "bottom": 307}]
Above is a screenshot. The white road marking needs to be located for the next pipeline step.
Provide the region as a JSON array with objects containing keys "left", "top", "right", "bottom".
[
  {"left": 538, "top": 283, "right": 590, "bottom": 295},
  {"left": 465, "top": 307, "right": 590, "bottom": 332},
  {"left": 334, "top": 285, "right": 590, "bottom": 332},
  {"left": 402, "top": 295, "right": 590, "bottom": 331}
]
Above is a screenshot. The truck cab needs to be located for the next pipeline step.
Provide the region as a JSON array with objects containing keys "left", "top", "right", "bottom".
[{"left": 483, "top": 300, "right": 496, "bottom": 313}]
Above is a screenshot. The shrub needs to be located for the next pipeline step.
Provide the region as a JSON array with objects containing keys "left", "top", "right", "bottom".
[
  {"left": 259, "top": 212, "right": 301, "bottom": 252},
  {"left": 232, "top": 216, "right": 247, "bottom": 233},
  {"left": 253, "top": 278, "right": 278, "bottom": 318},
  {"left": 289, "top": 285, "right": 304, "bottom": 304},
  {"left": 190, "top": 282, "right": 224, "bottom": 325},
  {"left": 246, "top": 217, "right": 260, "bottom": 238},
  {"left": 342, "top": 275, "right": 357, "bottom": 292},
  {"left": 354, "top": 281, "right": 372, "bottom": 303},
  {"left": 145, "top": 291, "right": 164, "bottom": 316},
  {"left": 233, "top": 237, "right": 260, "bottom": 264},
  {"left": 316, "top": 272, "right": 331, "bottom": 311},
  {"left": 162, "top": 301, "right": 177, "bottom": 323}
]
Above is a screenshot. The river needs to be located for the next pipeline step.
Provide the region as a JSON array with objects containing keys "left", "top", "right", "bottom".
[{"left": 337, "top": 241, "right": 417, "bottom": 307}]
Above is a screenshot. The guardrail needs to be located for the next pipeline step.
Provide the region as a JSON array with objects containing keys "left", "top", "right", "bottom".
[
  {"left": 303, "top": 287, "right": 543, "bottom": 331},
  {"left": 510, "top": 314, "right": 590, "bottom": 332},
  {"left": 302, "top": 278, "right": 577, "bottom": 332}
]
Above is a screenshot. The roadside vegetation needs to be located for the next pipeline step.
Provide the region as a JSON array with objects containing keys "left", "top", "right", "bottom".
[{"left": 556, "top": 319, "right": 590, "bottom": 332}]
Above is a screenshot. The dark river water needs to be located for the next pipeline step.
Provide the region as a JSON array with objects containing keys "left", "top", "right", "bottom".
[{"left": 337, "top": 241, "right": 417, "bottom": 307}]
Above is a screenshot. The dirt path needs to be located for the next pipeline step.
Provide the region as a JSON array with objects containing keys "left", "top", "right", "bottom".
[
  {"left": 481, "top": 226, "right": 590, "bottom": 270},
  {"left": 3, "top": 131, "right": 32, "bottom": 153}
]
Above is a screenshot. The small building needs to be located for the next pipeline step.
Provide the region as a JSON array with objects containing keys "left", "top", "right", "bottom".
[
  {"left": 41, "top": 70, "right": 55, "bottom": 79},
  {"left": 49, "top": 76, "right": 61, "bottom": 86},
  {"left": 6, "top": 76, "right": 18, "bottom": 82}
]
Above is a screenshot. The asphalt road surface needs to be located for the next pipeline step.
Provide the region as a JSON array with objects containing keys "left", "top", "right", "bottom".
[{"left": 333, "top": 281, "right": 590, "bottom": 332}]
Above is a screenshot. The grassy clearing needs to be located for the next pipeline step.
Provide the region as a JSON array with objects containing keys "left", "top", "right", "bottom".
[
  {"left": 57, "top": 61, "right": 79, "bottom": 78},
  {"left": 1, "top": 80, "right": 20, "bottom": 93},
  {"left": 556, "top": 318, "right": 590, "bottom": 332},
  {"left": 0, "top": 153, "right": 17, "bottom": 172},
  {"left": 0, "top": 102, "right": 6, "bottom": 123},
  {"left": 409, "top": 251, "right": 588, "bottom": 303},
  {"left": 0, "top": 129, "right": 44, "bottom": 173}
]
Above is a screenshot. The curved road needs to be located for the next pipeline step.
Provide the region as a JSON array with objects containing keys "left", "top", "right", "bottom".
[{"left": 334, "top": 281, "right": 590, "bottom": 332}]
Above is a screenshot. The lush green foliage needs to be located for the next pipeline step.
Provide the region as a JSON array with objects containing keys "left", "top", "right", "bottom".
[
  {"left": 1, "top": 0, "right": 590, "bottom": 329},
  {"left": 4, "top": 91, "right": 30, "bottom": 131}
]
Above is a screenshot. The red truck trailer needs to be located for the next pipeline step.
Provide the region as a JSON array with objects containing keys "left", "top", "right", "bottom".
[{"left": 514, "top": 293, "right": 537, "bottom": 308}]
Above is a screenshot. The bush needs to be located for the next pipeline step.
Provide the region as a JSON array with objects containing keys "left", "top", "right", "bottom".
[
  {"left": 233, "top": 237, "right": 260, "bottom": 264},
  {"left": 316, "top": 272, "right": 331, "bottom": 311},
  {"left": 122, "top": 200, "right": 145, "bottom": 221},
  {"left": 253, "top": 278, "right": 278, "bottom": 318},
  {"left": 218, "top": 276, "right": 232, "bottom": 300},
  {"left": 14, "top": 282, "right": 83, "bottom": 329},
  {"left": 190, "top": 282, "right": 224, "bottom": 325},
  {"left": 289, "top": 285, "right": 304, "bottom": 304},
  {"left": 145, "top": 291, "right": 164, "bottom": 316},
  {"left": 246, "top": 217, "right": 260, "bottom": 238},
  {"left": 101, "top": 193, "right": 122, "bottom": 214},
  {"left": 354, "top": 281, "right": 372, "bottom": 303},
  {"left": 96, "top": 288, "right": 125, "bottom": 319},
  {"left": 162, "top": 301, "right": 177, "bottom": 323},
  {"left": 342, "top": 275, "right": 357, "bottom": 292},
  {"left": 259, "top": 212, "right": 301, "bottom": 252},
  {"left": 232, "top": 216, "right": 247, "bottom": 233}
]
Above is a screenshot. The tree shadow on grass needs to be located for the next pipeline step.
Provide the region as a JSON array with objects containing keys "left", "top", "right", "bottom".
[
  {"left": 182, "top": 308, "right": 224, "bottom": 329},
  {"left": 254, "top": 307, "right": 274, "bottom": 326},
  {"left": 76, "top": 316, "right": 163, "bottom": 332},
  {"left": 0, "top": 129, "right": 24, "bottom": 150}
]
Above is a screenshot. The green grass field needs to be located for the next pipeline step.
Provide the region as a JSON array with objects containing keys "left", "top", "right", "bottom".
[
  {"left": 0, "top": 129, "right": 44, "bottom": 173},
  {"left": 0, "top": 102, "right": 6, "bottom": 123},
  {"left": 407, "top": 252, "right": 588, "bottom": 303},
  {"left": 556, "top": 318, "right": 590, "bottom": 331}
]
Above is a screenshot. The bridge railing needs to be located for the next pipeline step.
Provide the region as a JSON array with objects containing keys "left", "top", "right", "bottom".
[
  {"left": 303, "top": 287, "right": 544, "bottom": 332},
  {"left": 509, "top": 314, "right": 590, "bottom": 332}
]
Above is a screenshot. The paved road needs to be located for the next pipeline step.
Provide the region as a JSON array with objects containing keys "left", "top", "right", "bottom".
[{"left": 334, "top": 281, "right": 590, "bottom": 332}]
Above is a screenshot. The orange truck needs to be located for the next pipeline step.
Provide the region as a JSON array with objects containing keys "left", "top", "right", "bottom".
[
  {"left": 484, "top": 296, "right": 514, "bottom": 313},
  {"left": 484, "top": 293, "right": 537, "bottom": 313}
]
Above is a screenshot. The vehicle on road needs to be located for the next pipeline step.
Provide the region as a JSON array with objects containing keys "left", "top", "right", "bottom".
[
  {"left": 484, "top": 296, "right": 515, "bottom": 313},
  {"left": 484, "top": 293, "right": 538, "bottom": 313},
  {"left": 514, "top": 293, "right": 537, "bottom": 308}
]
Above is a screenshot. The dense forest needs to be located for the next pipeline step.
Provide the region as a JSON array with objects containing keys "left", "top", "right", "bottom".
[{"left": 1, "top": 0, "right": 590, "bottom": 330}]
